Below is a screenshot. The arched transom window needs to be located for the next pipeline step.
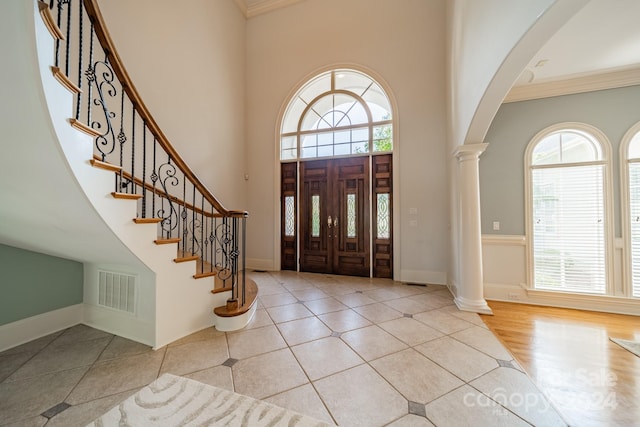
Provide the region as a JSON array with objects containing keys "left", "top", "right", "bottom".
[
  {"left": 527, "top": 127, "right": 611, "bottom": 295},
  {"left": 280, "top": 69, "right": 392, "bottom": 160}
]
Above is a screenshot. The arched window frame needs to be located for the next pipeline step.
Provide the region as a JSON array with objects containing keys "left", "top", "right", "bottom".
[
  {"left": 280, "top": 69, "right": 393, "bottom": 161},
  {"left": 619, "top": 121, "right": 640, "bottom": 298},
  {"left": 524, "top": 122, "right": 615, "bottom": 295}
]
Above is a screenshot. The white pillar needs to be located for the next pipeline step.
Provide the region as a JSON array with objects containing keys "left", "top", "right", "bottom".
[{"left": 454, "top": 143, "right": 492, "bottom": 314}]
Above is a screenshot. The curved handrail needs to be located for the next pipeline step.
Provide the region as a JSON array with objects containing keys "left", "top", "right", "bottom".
[{"left": 83, "top": 0, "right": 245, "bottom": 218}]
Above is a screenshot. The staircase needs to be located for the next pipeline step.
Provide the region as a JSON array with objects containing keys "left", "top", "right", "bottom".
[{"left": 30, "top": 0, "right": 257, "bottom": 347}]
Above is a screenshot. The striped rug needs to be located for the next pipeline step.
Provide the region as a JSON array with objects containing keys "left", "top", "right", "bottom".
[{"left": 88, "top": 373, "right": 333, "bottom": 426}]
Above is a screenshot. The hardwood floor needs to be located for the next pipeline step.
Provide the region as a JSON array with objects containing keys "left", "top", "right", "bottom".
[{"left": 481, "top": 301, "right": 640, "bottom": 427}]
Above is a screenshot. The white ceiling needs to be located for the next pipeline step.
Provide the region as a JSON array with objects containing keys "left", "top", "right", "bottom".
[{"left": 514, "top": 0, "right": 640, "bottom": 86}]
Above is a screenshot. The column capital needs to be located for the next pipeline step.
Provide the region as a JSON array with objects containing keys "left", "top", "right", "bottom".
[{"left": 453, "top": 143, "right": 489, "bottom": 161}]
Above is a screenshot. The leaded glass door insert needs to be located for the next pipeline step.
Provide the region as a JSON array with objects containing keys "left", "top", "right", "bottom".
[{"left": 299, "top": 157, "right": 370, "bottom": 276}]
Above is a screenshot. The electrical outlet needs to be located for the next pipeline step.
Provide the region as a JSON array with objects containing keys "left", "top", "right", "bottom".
[
  {"left": 493, "top": 221, "right": 500, "bottom": 231},
  {"left": 507, "top": 292, "right": 519, "bottom": 300}
]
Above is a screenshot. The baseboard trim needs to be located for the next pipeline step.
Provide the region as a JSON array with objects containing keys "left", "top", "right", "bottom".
[
  {"left": 83, "top": 304, "right": 154, "bottom": 348},
  {"left": 399, "top": 269, "right": 447, "bottom": 285},
  {"left": 246, "top": 258, "right": 274, "bottom": 271},
  {"left": 484, "top": 282, "right": 640, "bottom": 316},
  {"left": 0, "top": 304, "right": 83, "bottom": 352}
]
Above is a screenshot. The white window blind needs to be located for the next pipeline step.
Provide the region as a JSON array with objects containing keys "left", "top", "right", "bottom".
[
  {"left": 532, "top": 164, "right": 606, "bottom": 294},
  {"left": 628, "top": 162, "right": 640, "bottom": 297}
]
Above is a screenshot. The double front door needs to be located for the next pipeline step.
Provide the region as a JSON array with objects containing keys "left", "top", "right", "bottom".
[{"left": 281, "top": 155, "right": 393, "bottom": 278}]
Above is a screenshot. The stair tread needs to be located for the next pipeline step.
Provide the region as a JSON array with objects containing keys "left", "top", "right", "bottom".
[
  {"left": 213, "top": 278, "right": 258, "bottom": 318},
  {"left": 112, "top": 192, "right": 142, "bottom": 200},
  {"left": 133, "top": 217, "right": 162, "bottom": 224},
  {"left": 155, "top": 237, "right": 180, "bottom": 244},
  {"left": 175, "top": 255, "right": 200, "bottom": 263}
]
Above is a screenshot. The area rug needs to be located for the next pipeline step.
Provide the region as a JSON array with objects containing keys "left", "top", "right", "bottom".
[
  {"left": 87, "top": 373, "right": 333, "bottom": 426},
  {"left": 610, "top": 337, "right": 640, "bottom": 358}
]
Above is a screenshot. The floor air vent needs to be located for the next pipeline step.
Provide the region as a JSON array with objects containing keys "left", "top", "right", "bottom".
[{"left": 98, "top": 270, "right": 137, "bottom": 314}]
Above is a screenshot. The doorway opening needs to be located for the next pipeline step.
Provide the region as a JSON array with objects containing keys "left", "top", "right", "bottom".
[{"left": 279, "top": 68, "right": 394, "bottom": 278}]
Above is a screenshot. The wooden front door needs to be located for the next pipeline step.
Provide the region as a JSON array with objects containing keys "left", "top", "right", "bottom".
[{"left": 300, "top": 157, "right": 370, "bottom": 276}]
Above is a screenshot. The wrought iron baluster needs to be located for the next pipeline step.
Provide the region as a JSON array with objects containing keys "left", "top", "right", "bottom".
[
  {"left": 85, "top": 18, "right": 93, "bottom": 128},
  {"left": 200, "top": 195, "right": 205, "bottom": 273},
  {"left": 242, "top": 216, "right": 246, "bottom": 306},
  {"left": 130, "top": 107, "right": 136, "bottom": 195},
  {"left": 64, "top": 0, "right": 71, "bottom": 77},
  {"left": 151, "top": 137, "right": 158, "bottom": 218},
  {"left": 54, "top": 0, "right": 62, "bottom": 67},
  {"left": 142, "top": 121, "right": 147, "bottom": 218},
  {"left": 191, "top": 185, "right": 196, "bottom": 256},
  {"left": 75, "top": 0, "right": 83, "bottom": 120},
  {"left": 157, "top": 155, "right": 178, "bottom": 240},
  {"left": 180, "top": 174, "right": 187, "bottom": 256}
]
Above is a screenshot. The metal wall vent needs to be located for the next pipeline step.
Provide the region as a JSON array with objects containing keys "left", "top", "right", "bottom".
[{"left": 98, "top": 270, "right": 137, "bottom": 314}]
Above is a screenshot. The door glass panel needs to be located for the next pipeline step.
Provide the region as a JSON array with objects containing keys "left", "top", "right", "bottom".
[
  {"left": 347, "top": 193, "right": 356, "bottom": 238},
  {"left": 377, "top": 193, "right": 390, "bottom": 239},
  {"left": 312, "top": 195, "right": 320, "bottom": 237},
  {"left": 284, "top": 196, "right": 295, "bottom": 237}
]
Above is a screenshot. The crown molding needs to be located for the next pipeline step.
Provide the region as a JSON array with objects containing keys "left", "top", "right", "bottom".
[
  {"left": 234, "top": 0, "right": 305, "bottom": 19},
  {"left": 504, "top": 66, "right": 640, "bottom": 103},
  {"left": 232, "top": 0, "right": 248, "bottom": 17}
]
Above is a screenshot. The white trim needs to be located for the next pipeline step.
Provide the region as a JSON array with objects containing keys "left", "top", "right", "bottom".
[
  {"left": 524, "top": 122, "right": 615, "bottom": 295},
  {"left": 454, "top": 295, "right": 493, "bottom": 315},
  {"left": 485, "top": 282, "right": 640, "bottom": 316},
  {"left": 246, "top": 258, "right": 275, "bottom": 271},
  {"left": 273, "top": 64, "right": 400, "bottom": 278},
  {"left": 482, "top": 234, "right": 526, "bottom": 246},
  {"left": 399, "top": 269, "right": 447, "bottom": 286},
  {"left": 618, "top": 120, "right": 640, "bottom": 298},
  {"left": 246, "top": 0, "right": 304, "bottom": 18},
  {"left": 0, "top": 304, "right": 83, "bottom": 353},
  {"left": 83, "top": 303, "right": 154, "bottom": 348},
  {"left": 504, "top": 67, "right": 640, "bottom": 103}
]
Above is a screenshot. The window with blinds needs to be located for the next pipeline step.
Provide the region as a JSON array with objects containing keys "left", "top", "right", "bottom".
[
  {"left": 529, "top": 130, "right": 608, "bottom": 294},
  {"left": 626, "top": 131, "right": 640, "bottom": 298}
]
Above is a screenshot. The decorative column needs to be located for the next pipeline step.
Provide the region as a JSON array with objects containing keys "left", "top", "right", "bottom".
[{"left": 454, "top": 143, "right": 492, "bottom": 314}]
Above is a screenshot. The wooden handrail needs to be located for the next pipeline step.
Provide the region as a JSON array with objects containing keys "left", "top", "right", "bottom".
[
  {"left": 92, "top": 156, "right": 247, "bottom": 219},
  {"left": 83, "top": 0, "right": 247, "bottom": 218}
]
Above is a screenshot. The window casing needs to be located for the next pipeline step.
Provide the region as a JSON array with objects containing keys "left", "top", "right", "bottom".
[
  {"left": 621, "top": 124, "right": 640, "bottom": 298},
  {"left": 280, "top": 69, "right": 392, "bottom": 160},
  {"left": 526, "top": 126, "right": 613, "bottom": 295}
]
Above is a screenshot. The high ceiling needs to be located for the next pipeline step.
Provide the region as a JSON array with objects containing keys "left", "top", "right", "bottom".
[
  {"left": 237, "top": 0, "right": 640, "bottom": 99},
  {"left": 514, "top": 0, "right": 640, "bottom": 86}
]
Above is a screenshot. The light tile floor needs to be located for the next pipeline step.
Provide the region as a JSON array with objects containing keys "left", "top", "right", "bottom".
[{"left": 0, "top": 271, "right": 567, "bottom": 426}]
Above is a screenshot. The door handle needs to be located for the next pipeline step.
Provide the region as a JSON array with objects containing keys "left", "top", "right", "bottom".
[
  {"left": 328, "top": 215, "right": 332, "bottom": 228},
  {"left": 333, "top": 216, "right": 338, "bottom": 228}
]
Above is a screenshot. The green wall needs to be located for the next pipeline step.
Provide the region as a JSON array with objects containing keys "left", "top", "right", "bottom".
[
  {"left": 0, "top": 244, "right": 83, "bottom": 325},
  {"left": 480, "top": 84, "right": 640, "bottom": 236}
]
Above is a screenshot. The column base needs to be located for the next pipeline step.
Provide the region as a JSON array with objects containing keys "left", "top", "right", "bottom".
[{"left": 454, "top": 295, "right": 493, "bottom": 315}]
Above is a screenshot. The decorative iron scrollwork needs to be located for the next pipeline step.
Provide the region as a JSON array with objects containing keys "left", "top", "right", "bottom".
[{"left": 87, "top": 59, "right": 118, "bottom": 161}]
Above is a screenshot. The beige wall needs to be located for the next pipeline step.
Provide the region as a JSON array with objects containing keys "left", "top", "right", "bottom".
[
  {"left": 97, "top": 0, "right": 247, "bottom": 210},
  {"left": 246, "top": 0, "right": 449, "bottom": 282}
]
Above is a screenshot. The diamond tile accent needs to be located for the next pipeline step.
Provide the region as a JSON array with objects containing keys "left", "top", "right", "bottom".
[
  {"left": 408, "top": 401, "right": 427, "bottom": 417},
  {"left": 42, "top": 402, "right": 71, "bottom": 419},
  {"left": 222, "top": 358, "right": 239, "bottom": 367},
  {"left": 0, "top": 271, "right": 569, "bottom": 427},
  {"left": 498, "top": 359, "right": 515, "bottom": 369}
]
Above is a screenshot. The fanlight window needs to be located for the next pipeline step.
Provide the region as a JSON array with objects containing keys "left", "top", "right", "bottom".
[{"left": 281, "top": 69, "right": 392, "bottom": 160}]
